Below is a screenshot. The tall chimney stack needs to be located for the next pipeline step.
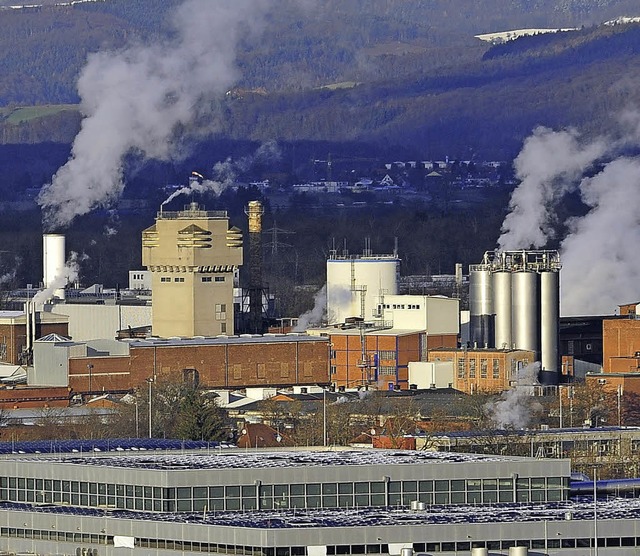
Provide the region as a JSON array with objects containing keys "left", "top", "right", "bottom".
[{"left": 246, "top": 201, "right": 265, "bottom": 333}]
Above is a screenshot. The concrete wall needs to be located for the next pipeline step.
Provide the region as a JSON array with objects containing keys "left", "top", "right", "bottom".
[{"left": 408, "top": 361, "right": 454, "bottom": 389}]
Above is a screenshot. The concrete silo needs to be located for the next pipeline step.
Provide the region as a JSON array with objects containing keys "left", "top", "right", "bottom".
[
  {"left": 42, "top": 234, "right": 66, "bottom": 300},
  {"left": 326, "top": 250, "right": 399, "bottom": 325}
]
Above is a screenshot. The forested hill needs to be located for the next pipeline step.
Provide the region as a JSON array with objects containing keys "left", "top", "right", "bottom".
[{"left": 0, "top": 0, "right": 640, "bottom": 157}]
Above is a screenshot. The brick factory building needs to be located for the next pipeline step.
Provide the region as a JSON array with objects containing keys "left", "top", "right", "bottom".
[
  {"left": 0, "top": 310, "right": 69, "bottom": 365},
  {"left": 66, "top": 334, "right": 330, "bottom": 394},
  {"left": 427, "top": 348, "right": 536, "bottom": 394}
]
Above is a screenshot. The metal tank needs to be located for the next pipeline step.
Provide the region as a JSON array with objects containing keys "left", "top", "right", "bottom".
[
  {"left": 42, "top": 234, "right": 66, "bottom": 300},
  {"left": 511, "top": 270, "right": 539, "bottom": 354},
  {"left": 326, "top": 256, "right": 399, "bottom": 325},
  {"left": 469, "top": 268, "right": 494, "bottom": 348},
  {"left": 540, "top": 270, "right": 560, "bottom": 380},
  {"left": 493, "top": 270, "right": 512, "bottom": 349}
]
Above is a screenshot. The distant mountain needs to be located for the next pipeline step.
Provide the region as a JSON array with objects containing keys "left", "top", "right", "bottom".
[{"left": 0, "top": 0, "right": 640, "bottom": 158}]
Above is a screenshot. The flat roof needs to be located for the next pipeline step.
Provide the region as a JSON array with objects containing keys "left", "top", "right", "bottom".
[
  {"left": 127, "top": 334, "right": 327, "bottom": 348},
  {"left": 0, "top": 496, "right": 636, "bottom": 529},
  {"left": 19, "top": 449, "right": 523, "bottom": 471}
]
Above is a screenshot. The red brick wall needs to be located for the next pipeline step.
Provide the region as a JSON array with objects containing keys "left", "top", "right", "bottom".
[
  {"left": 603, "top": 319, "right": 640, "bottom": 373},
  {"left": 0, "top": 322, "right": 69, "bottom": 365}
]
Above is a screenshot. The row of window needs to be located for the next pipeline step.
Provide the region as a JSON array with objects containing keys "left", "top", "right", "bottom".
[
  {"left": 2, "top": 527, "right": 639, "bottom": 555},
  {"left": 379, "top": 304, "right": 421, "bottom": 310},
  {"left": 0, "top": 477, "right": 567, "bottom": 513},
  {"left": 159, "top": 276, "right": 226, "bottom": 283}
]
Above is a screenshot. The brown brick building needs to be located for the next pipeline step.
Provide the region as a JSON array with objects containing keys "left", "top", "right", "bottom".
[
  {"left": 320, "top": 328, "right": 457, "bottom": 391},
  {"left": 427, "top": 348, "right": 536, "bottom": 394},
  {"left": 0, "top": 311, "right": 69, "bottom": 365},
  {"left": 603, "top": 318, "right": 640, "bottom": 374},
  {"left": 67, "top": 335, "right": 330, "bottom": 393}
]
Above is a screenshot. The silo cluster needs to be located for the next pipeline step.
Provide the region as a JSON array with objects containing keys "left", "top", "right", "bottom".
[{"left": 469, "top": 250, "right": 561, "bottom": 382}]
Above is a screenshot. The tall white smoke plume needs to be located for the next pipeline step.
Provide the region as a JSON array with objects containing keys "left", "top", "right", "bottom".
[
  {"left": 485, "top": 362, "right": 542, "bottom": 429},
  {"left": 498, "top": 126, "right": 607, "bottom": 251},
  {"left": 294, "top": 285, "right": 327, "bottom": 332},
  {"left": 498, "top": 116, "right": 640, "bottom": 315},
  {"left": 38, "top": 0, "right": 270, "bottom": 229}
]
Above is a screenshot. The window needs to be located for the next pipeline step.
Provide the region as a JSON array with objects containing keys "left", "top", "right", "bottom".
[
  {"left": 469, "top": 359, "right": 476, "bottom": 378},
  {"left": 202, "top": 276, "right": 212, "bottom": 282},
  {"left": 458, "top": 358, "right": 466, "bottom": 379},
  {"left": 378, "top": 366, "right": 395, "bottom": 376},
  {"left": 160, "top": 277, "right": 170, "bottom": 282},
  {"left": 220, "top": 323, "right": 227, "bottom": 334},
  {"left": 215, "top": 276, "right": 225, "bottom": 282},
  {"left": 480, "top": 359, "right": 487, "bottom": 378},
  {"left": 378, "top": 350, "right": 395, "bottom": 360},
  {"left": 215, "top": 304, "right": 227, "bottom": 320},
  {"left": 493, "top": 359, "right": 500, "bottom": 379},
  {"left": 174, "top": 277, "right": 185, "bottom": 283}
]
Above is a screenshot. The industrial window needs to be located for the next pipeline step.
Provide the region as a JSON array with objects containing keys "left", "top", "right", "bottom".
[
  {"left": 492, "top": 359, "right": 500, "bottom": 379},
  {"left": 378, "top": 350, "right": 395, "bottom": 360},
  {"left": 220, "top": 323, "right": 227, "bottom": 334},
  {"left": 215, "top": 276, "right": 225, "bottom": 282},
  {"left": 378, "top": 366, "right": 395, "bottom": 376},
  {"left": 480, "top": 359, "right": 487, "bottom": 378},
  {"left": 202, "top": 276, "right": 212, "bottom": 282},
  {"left": 469, "top": 359, "right": 476, "bottom": 378},
  {"left": 160, "top": 277, "right": 170, "bottom": 282},
  {"left": 457, "top": 359, "right": 465, "bottom": 379},
  {"left": 174, "top": 277, "right": 185, "bottom": 283}
]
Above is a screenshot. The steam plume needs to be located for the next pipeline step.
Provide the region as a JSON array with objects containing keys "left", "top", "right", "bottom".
[
  {"left": 161, "top": 141, "right": 281, "bottom": 207},
  {"left": 485, "top": 362, "right": 542, "bottom": 429},
  {"left": 498, "top": 127, "right": 606, "bottom": 250},
  {"left": 32, "top": 252, "right": 83, "bottom": 307},
  {"left": 294, "top": 285, "right": 327, "bottom": 331},
  {"left": 498, "top": 115, "right": 640, "bottom": 315},
  {"left": 38, "top": 0, "right": 270, "bottom": 229}
]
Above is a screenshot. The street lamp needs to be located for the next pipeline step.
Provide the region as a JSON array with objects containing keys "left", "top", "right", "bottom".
[{"left": 147, "top": 377, "right": 154, "bottom": 438}]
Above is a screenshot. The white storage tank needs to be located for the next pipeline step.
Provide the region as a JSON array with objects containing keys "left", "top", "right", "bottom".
[
  {"left": 326, "top": 255, "right": 399, "bottom": 325},
  {"left": 43, "top": 234, "right": 66, "bottom": 300}
]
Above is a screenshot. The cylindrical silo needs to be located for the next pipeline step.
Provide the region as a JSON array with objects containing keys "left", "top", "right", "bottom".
[
  {"left": 469, "top": 268, "right": 494, "bottom": 348},
  {"left": 540, "top": 270, "right": 560, "bottom": 380},
  {"left": 326, "top": 256, "right": 399, "bottom": 325},
  {"left": 493, "top": 270, "right": 512, "bottom": 350},
  {"left": 511, "top": 270, "right": 539, "bottom": 354},
  {"left": 43, "top": 234, "right": 66, "bottom": 300}
]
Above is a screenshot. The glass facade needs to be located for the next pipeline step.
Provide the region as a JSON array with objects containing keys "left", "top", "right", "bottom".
[{"left": 0, "top": 475, "right": 567, "bottom": 513}]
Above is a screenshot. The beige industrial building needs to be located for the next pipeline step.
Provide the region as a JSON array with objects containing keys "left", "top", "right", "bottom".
[{"left": 142, "top": 203, "right": 243, "bottom": 337}]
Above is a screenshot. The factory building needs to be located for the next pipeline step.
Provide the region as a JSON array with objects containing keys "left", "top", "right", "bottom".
[
  {"left": 469, "top": 250, "right": 561, "bottom": 384},
  {"left": 0, "top": 310, "right": 68, "bottom": 366},
  {"left": 3, "top": 446, "right": 640, "bottom": 555},
  {"left": 326, "top": 247, "right": 399, "bottom": 325},
  {"left": 427, "top": 348, "right": 535, "bottom": 395},
  {"left": 142, "top": 203, "right": 243, "bottom": 337},
  {"left": 63, "top": 334, "right": 330, "bottom": 394}
]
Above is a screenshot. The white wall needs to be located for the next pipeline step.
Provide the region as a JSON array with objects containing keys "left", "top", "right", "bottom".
[
  {"left": 408, "top": 361, "right": 454, "bottom": 389},
  {"left": 381, "top": 295, "right": 459, "bottom": 334}
]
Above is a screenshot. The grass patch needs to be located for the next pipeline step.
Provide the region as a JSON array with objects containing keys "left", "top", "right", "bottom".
[{"left": 2, "top": 104, "right": 79, "bottom": 124}]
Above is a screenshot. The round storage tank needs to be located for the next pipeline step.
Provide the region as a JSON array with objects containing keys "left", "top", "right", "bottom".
[
  {"left": 512, "top": 270, "right": 539, "bottom": 354},
  {"left": 42, "top": 234, "right": 66, "bottom": 300},
  {"left": 326, "top": 257, "right": 399, "bottom": 325},
  {"left": 469, "top": 269, "right": 494, "bottom": 348},
  {"left": 540, "top": 270, "right": 560, "bottom": 376},
  {"left": 493, "top": 270, "right": 512, "bottom": 350}
]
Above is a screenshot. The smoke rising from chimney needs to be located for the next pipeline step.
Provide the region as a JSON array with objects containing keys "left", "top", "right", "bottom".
[
  {"left": 32, "top": 252, "right": 83, "bottom": 307},
  {"left": 294, "top": 284, "right": 327, "bottom": 331},
  {"left": 38, "top": 0, "right": 270, "bottom": 229},
  {"left": 498, "top": 116, "right": 640, "bottom": 315}
]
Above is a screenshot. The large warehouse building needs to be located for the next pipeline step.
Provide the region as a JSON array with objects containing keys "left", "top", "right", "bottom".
[{"left": 0, "top": 446, "right": 638, "bottom": 555}]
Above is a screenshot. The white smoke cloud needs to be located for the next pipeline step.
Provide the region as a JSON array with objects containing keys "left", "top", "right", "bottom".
[
  {"left": 32, "top": 252, "right": 83, "bottom": 307},
  {"left": 161, "top": 141, "right": 281, "bottom": 207},
  {"left": 485, "top": 362, "right": 542, "bottom": 430},
  {"left": 38, "top": 0, "right": 271, "bottom": 229},
  {"left": 498, "top": 113, "right": 640, "bottom": 315},
  {"left": 561, "top": 157, "right": 640, "bottom": 315},
  {"left": 294, "top": 284, "right": 327, "bottom": 331},
  {"left": 498, "top": 127, "right": 606, "bottom": 251}
]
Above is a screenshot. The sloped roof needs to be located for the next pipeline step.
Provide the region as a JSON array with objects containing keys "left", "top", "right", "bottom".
[{"left": 36, "top": 333, "right": 72, "bottom": 343}]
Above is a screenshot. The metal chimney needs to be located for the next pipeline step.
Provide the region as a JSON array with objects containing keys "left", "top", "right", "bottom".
[
  {"left": 245, "top": 201, "right": 265, "bottom": 334},
  {"left": 43, "top": 233, "right": 66, "bottom": 300}
]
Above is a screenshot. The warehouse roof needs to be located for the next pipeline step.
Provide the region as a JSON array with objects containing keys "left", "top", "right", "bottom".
[{"left": 127, "top": 333, "right": 327, "bottom": 348}]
